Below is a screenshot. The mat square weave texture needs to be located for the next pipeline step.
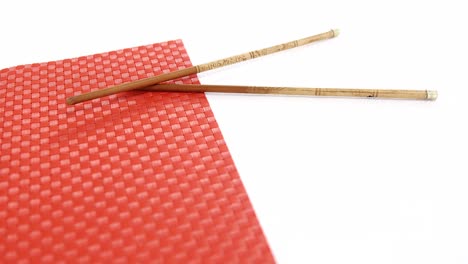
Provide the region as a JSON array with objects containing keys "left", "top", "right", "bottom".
[{"left": 0, "top": 40, "right": 274, "bottom": 263}]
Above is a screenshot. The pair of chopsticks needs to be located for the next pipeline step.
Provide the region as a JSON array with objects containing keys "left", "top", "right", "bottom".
[{"left": 66, "top": 29, "right": 437, "bottom": 105}]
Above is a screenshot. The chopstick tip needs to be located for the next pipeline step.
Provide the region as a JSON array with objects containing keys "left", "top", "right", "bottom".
[
  {"left": 66, "top": 97, "right": 77, "bottom": 105},
  {"left": 332, "top": 28, "right": 340, "bottom": 37},
  {"left": 427, "top": 90, "right": 438, "bottom": 100}
]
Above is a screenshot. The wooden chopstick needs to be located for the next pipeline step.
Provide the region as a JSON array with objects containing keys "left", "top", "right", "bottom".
[
  {"left": 66, "top": 29, "right": 340, "bottom": 105},
  {"left": 141, "top": 84, "right": 438, "bottom": 100}
]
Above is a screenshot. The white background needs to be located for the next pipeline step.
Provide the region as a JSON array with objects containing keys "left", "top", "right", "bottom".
[{"left": 1, "top": 1, "right": 467, "bottom": 263}]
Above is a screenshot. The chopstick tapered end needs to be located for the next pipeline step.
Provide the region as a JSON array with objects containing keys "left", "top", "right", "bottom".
[{"left": 66, "top": 96, "right": 77, "bottom": 105}]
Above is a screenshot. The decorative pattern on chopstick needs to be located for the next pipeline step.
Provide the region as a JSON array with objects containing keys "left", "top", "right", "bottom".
[
  {"left": 141, "top": 84, "right": 438, "bottom": 100},
  {"left": 66, "top": 29, "right": 339, "bottom": 105}
]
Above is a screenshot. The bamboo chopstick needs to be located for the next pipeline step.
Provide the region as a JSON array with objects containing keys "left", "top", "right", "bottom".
[
  {"left": 141, "top": 84, "right": 438, "bottom": 100},
  {"left": 66, "top": 29, "right": 340, "bottom": 105}
]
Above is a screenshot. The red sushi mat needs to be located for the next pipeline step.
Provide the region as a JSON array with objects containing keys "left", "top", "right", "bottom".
[{"left": 0, "top": 40, "right": 274, "bottom": 263}]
